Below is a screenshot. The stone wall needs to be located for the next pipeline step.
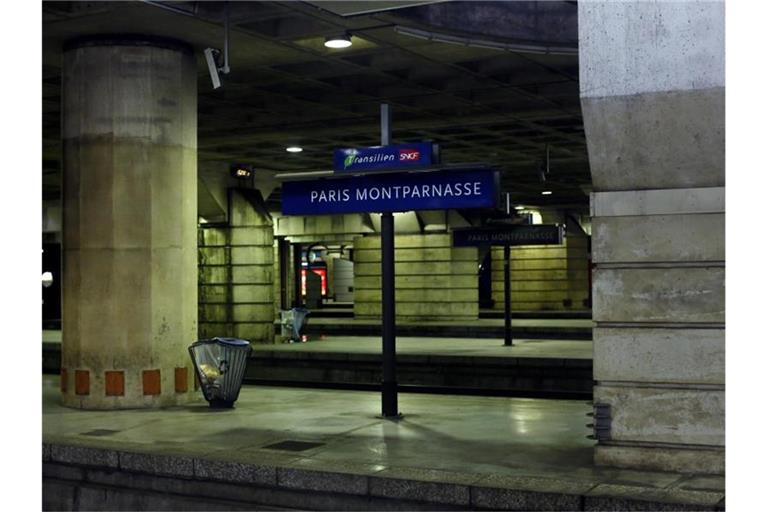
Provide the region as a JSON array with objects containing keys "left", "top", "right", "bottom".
[
  {"left": 198, "top": 190, "right": 275, "bottom": 343},
  {"left": 490, "top": 219, "right": 589, "bottom": 311},
  {"left": 354, "top": 234, "right": 478, "bottom": 321},
  {"left": 60, "top": 38, "right": 197, "bottom": 409},
  {"left": 579, "top": 1, "right": 724, "bottom": 473}
]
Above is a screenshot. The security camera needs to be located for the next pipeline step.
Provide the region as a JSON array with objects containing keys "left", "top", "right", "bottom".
[{"left": 204, "top": 48, "right": 222, "bottom": 90}]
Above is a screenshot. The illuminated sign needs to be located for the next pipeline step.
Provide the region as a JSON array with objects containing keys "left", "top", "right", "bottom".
[
  {"left": 301, "top": 268, "right": 327, "bottom": 297},
  {"left": 333, "top": 143, "right": 436, "bottom": 173},
  {"left": 282, "top": 169, "right": 498, "bottom": 215},
  {"left": 452, "top": 225, "right": 564, "bottom": 247},
  {"left": 230, "top": 164, "right": 252, "bottom": 178}
]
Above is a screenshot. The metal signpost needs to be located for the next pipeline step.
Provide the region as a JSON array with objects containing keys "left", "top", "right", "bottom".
[
  {"left": 333, "top": 141, "right": 437, "bottom": 173},
  {"left": 280, "top": 104, "right": 500, "bottom": 418},
  {"left": 379, "top": 104, "right": 398, "bottom": 418},
  {"left": 452, "top": 224, "right": 564, "bottom": 346},
  {"left": 281, "top": 169, "right": 498, "bottom": 215}
]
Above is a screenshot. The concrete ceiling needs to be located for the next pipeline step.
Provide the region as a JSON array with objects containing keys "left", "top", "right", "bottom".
[{"left": 42, "top": 1, "right": 589, "bottom": 210}]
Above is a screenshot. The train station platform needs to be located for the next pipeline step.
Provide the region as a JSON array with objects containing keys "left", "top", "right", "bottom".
[
  {"left": 289, "top": 316, "right": 593, "bottom": 340},
  {"left": 305, "top": 307, "right": 593, "bottom": 321},
  {"left": 42, "top": 375, "right": 725, "bottom": 511},
  {"left": 44, "top": 333, "right": 593, "bottom": 398},
  {"left": 248, "top": 336, "right": 593, "bottom": 398}
]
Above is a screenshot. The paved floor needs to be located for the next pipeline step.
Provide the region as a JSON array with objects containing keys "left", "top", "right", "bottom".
[
  {"left": 43, "top": 330, "right": 61, "bottom": 343},
  {"left": 304, "top": 317, "right": 594, "bottom": 328},
  {"left": 43, "top": 375, "right": 723, "bottom": 503},
  {"left": 258, "top": 336, "right": 593, "bottom": 360},
  {"left": 45, "top": 331, "right": 592, "bottom": 360}
]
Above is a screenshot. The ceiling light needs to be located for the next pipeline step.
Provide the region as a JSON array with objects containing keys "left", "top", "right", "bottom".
[
  {"left": 541, "top": 191, "right": 553, "bottom": 195},
  {"left": 324, "top": 34, "right": 352, "bottom": 49},
  {"left": 514, "top": 206, "right": 525, "bottom": 210},
  {"left": 286, "top": 146, "right": 303, "bottom": 153}
]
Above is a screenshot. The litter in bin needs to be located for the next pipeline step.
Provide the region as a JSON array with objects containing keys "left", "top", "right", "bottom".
[
  {"left": 189, "top": 337, "right": 251, "bottom": 408},
  {"left": 280, "top": 307, "right": 310, "bottom": 343}
]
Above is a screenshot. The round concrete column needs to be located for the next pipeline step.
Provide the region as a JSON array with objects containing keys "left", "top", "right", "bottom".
[{"left": 61, "top": 36, "right": 197, "bottom": 409}]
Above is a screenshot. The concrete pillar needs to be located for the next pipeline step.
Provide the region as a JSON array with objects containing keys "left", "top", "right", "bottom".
[
  {"left": 61, "top": 36, "right": 197, "bottom": 409},
  {"left": 354, "top": 234, "right": 478, "bottom": 321},
  {"left": 198, "top": 190, "right": 275, "bottom": 343},
  {"left": 579, "top": 2, "right": 724, "bottom": 473},
  {"left": 490, "top": 219, "right": 589, "bottom": 312}
]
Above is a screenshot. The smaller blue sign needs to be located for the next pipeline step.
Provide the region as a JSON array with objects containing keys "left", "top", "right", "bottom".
[
  {"left": 333, "top": 142, "right": 435, "bottom": 173},
  {"left": 452, "top": 225, "right": 564, "bottom": 247},
  {"left": 282, "top": 169, "right": 498, "bottom": 215}
]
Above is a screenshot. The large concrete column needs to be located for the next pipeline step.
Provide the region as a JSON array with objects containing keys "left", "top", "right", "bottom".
[
  {"left": 354, "top": 234, "right": 478, "bottom": 321},
  {"left": 579, "top": 3, "right": 724, "bottom": 473},
  {"left": 61, "top": 36, "right": 198, "bottom": 409},
  {"left": 198, "top": 190, "right": 275, "bottom": 343}
]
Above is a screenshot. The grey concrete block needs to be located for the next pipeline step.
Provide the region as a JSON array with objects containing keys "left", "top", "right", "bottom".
[
  {"left": 369, "top": 476, "right": 470, "bottom": 506},
  {"left": 277, "top": 467, "right": 368, "bottom": 495},
  {"left": 594, "top": 386, "right": 724, "bottom": 446},
  {"left": 595, "top": 445, "right": 724, "bottom": 475},
  {"left": 50, "top": 444, "right": 119, "bottom": 468},
  {"left": 194, "top": 458, "right": 277, "bottom": 486},
  {"left": 584, "top": 483, "right": 723, "bottom": 511},
  {"left": 43, "top": 462, "right": 85, "bottom": 482},
  {"left": 592, "top": 214, "right": 724, "bottom": 264},
  {"left": 470, "top": 486, "right": 581, "bottom": 511},
  {"left": 232, "top": 284, "right": 274, "bottom": 303},
  {"left": 591, "top": 188, "right": 724, "bottom": 217},
  {"left": 582, "top": 89, "right": 724, "bottom": 191},
  {"left": 231, "top": 246, "right": 273, "bottom": 265},
  {"left": 232, "top": 304, "right": 274, "bottom": 323},
  {"left": 230, "top": 227, "right": 273, "bottom": 246},
  {"left": 593, "top": 267, "right": 724, "bottom": 323},
  {"left": 119, "top": 451, "right": 194, "bottom": 477},
  {"left": 75, "top": 483, "right": 253, "bottom": 511},
  {"left": 231, "top": 265, "right": 273, "bottom": 285},
  {"left": 594, "top": 327, "right": 724, "bottom": 385},
  {"left": 275, "top": 213, "right": 373, "bottom": 237},
  {"left": 471, "top": 475, "right": 590, "bottom": 511},
  {"left": 584, "top": 496, "right": 714, "bottom": 511},
  {"left": 579, "top": 1, "right": 724, "bottom": 98},
  {"left": 42, "top": 480, "right": 77, "bottom": 511},
  {"left": 676, "top": 475, "right": 725, "bottom": 493},
  {"left": 82, "top": 467, "right": 287, "bottom": 509}
]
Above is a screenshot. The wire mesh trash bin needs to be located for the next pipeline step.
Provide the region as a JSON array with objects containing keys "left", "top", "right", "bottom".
[
  {"left": 189, "top": 337, "right": 251, "bottom": 408},
  {"left": 280, "top": 307, "right": 310, "bottom": 342}
]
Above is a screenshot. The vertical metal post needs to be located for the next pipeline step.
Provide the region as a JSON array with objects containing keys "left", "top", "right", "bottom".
[
  {"left": 381, "top": 211, "right": 398, "bottom": 416},
  {"left": 503, "top": 192, "right": 514, "bottom": 347},
  {"left": 380, "top": 103, "right": 392, "bottom": 146},
  {"left": 503, "top": 244, "right": 513, "bottom": 346},
  {"left": 278, "top": 237, "right": 289, "bottom": 310},
  {"left": 292, "top": 243, "right": 303, "bottom": 308},
  {"left": 380, "top": 103, "right": 399, "bottom": 417},
  {"left": 222, "top": 1, "right": 231, "bottom": 74}
]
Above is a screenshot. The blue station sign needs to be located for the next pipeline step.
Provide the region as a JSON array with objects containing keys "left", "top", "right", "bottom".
[
  {"left": 282, "top": 168, "right": 499, "bottom": 215},
  {"left": 333, "top": 142, "right": 435, "bottom": 173},
  {"left": 452, "top": 225, "right": 564, "bottom": 247}
]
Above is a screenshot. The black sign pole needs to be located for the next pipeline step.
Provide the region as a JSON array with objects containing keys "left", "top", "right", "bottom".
[
  {"left": 502, "top": 193, "right": 514, "bottom": 347},
  {"left": 380, "top": 104, "right": 399, "bottom": 418},
  {"left": 292, "top": 243, "right": 303, "bottom": 308},
  {"left": 503, "top": 244, "right": 513, "bottom": 346}
]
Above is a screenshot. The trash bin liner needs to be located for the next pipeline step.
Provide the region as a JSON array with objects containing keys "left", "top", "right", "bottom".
[
  {"left": 290, "top": 307, "right": 310, "bottom": 341},
  {"left": 189, "top": 337, "right": 251, "bottom": 408}
]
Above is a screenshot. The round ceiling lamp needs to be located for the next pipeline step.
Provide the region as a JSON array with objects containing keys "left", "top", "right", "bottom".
[
  {"left": 286, "top": 146, "right": 303, "bottom": 153},
  {"left": 324, "top": 34, "right": 352, "bottom": 49}
]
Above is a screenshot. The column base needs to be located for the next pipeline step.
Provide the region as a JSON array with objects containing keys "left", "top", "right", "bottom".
[
  {"left": 595, "top": 444, "right": 724, "bottom": 475},
  {"left": 59, "top": 366, "right": 200, "bottom": 410}
]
